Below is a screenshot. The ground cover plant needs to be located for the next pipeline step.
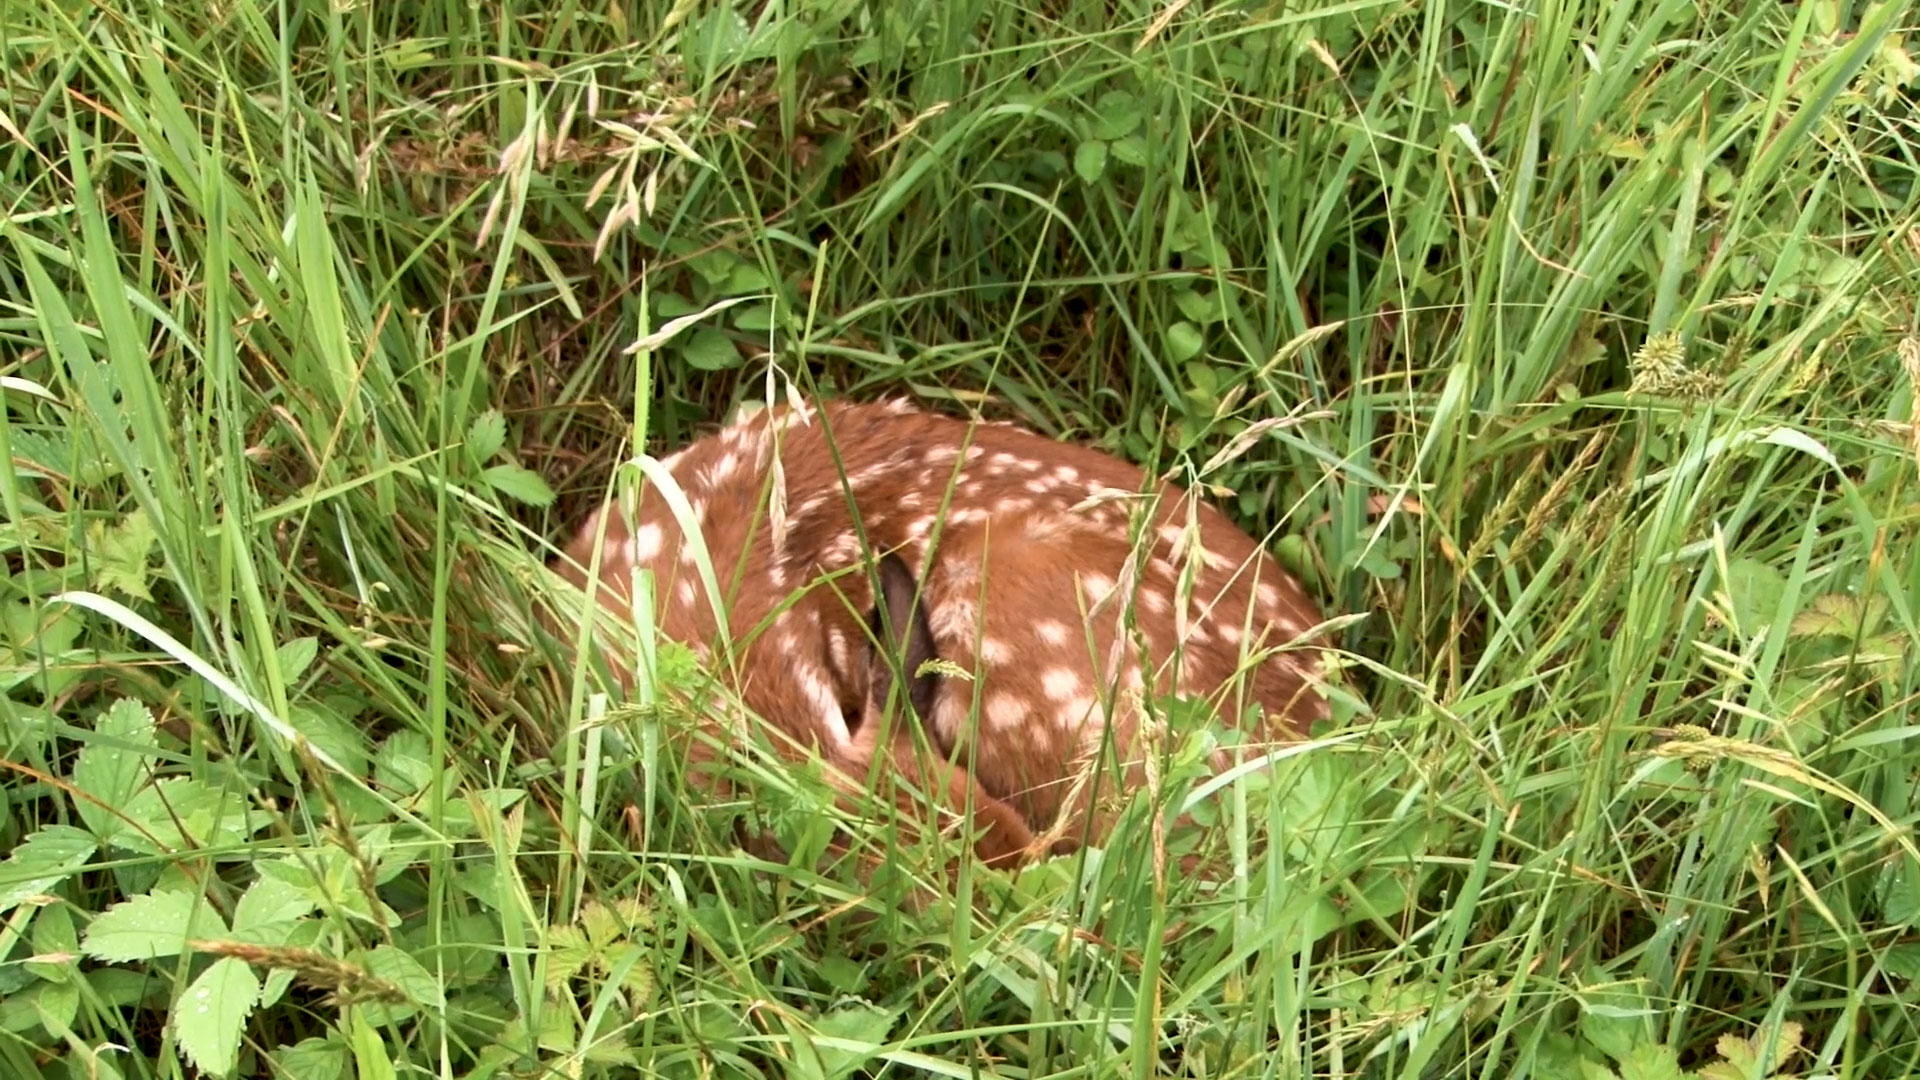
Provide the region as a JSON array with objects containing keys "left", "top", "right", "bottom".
[{"left": 2, "top": 0, "right": 1918, "bottom": 1076}]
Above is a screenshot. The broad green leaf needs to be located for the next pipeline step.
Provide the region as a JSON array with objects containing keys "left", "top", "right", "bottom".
[
  {"left": 0, "top": 826, "right": 99, "bottom": 915},
  {"left": 1164, "top": 321, "right": 1205, "bottom": 363},
  {"left": 82, "top": 889, "right": 227, "bottom": 962},
  {"left": 1073, "top": 140, "right": 1108, "bottom": 183},
  {"left": 272, "top": 1038, "right": 350, "bottom": 1080},
  {"left": 1111, "top": 134, "right": 1149, "bottom": 167},
  {"left": 733, "top": 303, "right": 777, "bottom": 332},
  {"left": 465, "top": 409, "right": 507, "bottom": 464},
  {"left": 357, "top": 944, "right": 443, "bottom": 1026},
  {"left": 118, "top": 777, "right": 266, "bottom": 854},
  {"left": 1090, "top": 90, "right": 1144, "bottom": 139},
  {"left": 723, "top": 262, "right": 771, "bottom": 295},
  {"left": 276, "top": 636, "right": 319, "bottom": 684},
  {"left": 373, "top": 730, "right": 433, "bottom": 795},
  {"left": 483, "top": 464, "right": 557, "bottom": 507},
  {"left": 173, "top": 957, "right": 260, "bottom": 1078},
  {"left": 655, "top": 292, "right": 697, "bottom": 318},
  {"left": 348, "top": 1009, "right": 398, "bottom": 1080},
  {"left": 681, "top": 328, "right": 743, "bottom": 371},
  {"left": 72, "top": 698, "right": 157, "bottom": 843},
  {"left": 1173, "top": 287, "right": 1216, "bottom": 323},
  {"left": 28, "top": 902, "right": 79, "bottom": 981},
  {"left": 1718, "top": 557, "right": 1786, "bottom": 638},
  {"left": 813, "top": 1000, "right": 898, "bottom": 1080},
  {"left": 233, "top": 874, "right": 317, "bottom": 936}
]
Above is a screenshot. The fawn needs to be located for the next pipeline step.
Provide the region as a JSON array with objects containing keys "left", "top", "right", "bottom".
[{"left": 553, "top": 396, "right": 1330, "bottom": 870}]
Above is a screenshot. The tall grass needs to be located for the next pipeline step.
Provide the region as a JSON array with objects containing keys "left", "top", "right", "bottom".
[{"left": 2, "top": 0, "right": 1917, "bottom": 1076}]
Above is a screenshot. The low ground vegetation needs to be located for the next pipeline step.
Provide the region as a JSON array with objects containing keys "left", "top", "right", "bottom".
[{"left": 2, "top": 0, "right": 1918, "bottom": 1077}]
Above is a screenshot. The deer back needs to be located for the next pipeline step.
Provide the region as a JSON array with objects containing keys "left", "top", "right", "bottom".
[{"left": 555, "top": 397, "right": 1328, "bottom": 862}]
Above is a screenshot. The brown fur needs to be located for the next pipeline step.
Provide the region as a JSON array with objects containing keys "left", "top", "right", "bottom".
[{"left": 551, "top": 397, "right": 1329, "bottom": 871}]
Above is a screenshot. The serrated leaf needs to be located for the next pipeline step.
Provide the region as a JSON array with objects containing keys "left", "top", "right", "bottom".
[
  {"left": 373, "top": 730, "right": 433, "bottom": 795},
  {"left": 681, "top": 328, "right": 743, "bottom": 371},
  {"left": 604, "top": 941, "right": 658, "bottom": 1003},
  {"left": 1616, "top": 1041, "right": 1685, "bottom": 1080},
  {"left": 545, "top": 926, "right": 592, "bottom": 989},
  {"left": 118, "top": 777, "right": 266, "bottom": 854},
  {"left": 0, "top": 826, "right": 98, "bottom": 915},
  {"left": 87, "top": 508, "right": 159, "bottom": 601},
  {"left": 1164, "top": 321, "right": 1205, "bottom": 363},
  {"left": 483, "top": 464, "right": 556, "bottom": 507},
  {"left": 465, "top": 409, "right": 507, "bottom": 464},
  {"left": 233, "top": 875, "right": 318, "bottom": 936},
  {"left": 72, "top": 699, "right": 158, "bottom": 842},
  {"left": 1073, "top": 140, "right": 1108, "bottom": 183},
  {"left": 173, "top": 957, "right": 260, "bottom": 1078},
  {"left": 82, "top": 890, "right": 227, "bottom": 962},
  {"left": 1790, "top": 593, "right": 1883, "bottom": 639}
]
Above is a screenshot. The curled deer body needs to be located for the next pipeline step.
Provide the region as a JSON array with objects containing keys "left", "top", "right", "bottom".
[{"left": 554, "top": 397, "right": 1329, "bottom": 870}]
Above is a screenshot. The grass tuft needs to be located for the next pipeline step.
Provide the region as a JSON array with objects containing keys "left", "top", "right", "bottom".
[{"left": 2, "top": 0, "right": 1918, "bottom": 1077}]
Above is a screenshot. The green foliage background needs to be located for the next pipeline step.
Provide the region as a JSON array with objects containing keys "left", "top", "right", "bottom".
[{"left": 1, "top": 0, "right": 1917, "bottom": 1076}]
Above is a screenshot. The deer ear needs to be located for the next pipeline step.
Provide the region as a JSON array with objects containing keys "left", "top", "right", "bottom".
[{"left": 865, "top": 552, "right": 940, "bottom": 724}]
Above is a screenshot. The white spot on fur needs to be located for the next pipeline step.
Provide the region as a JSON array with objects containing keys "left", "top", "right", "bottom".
[
  {"left": 1079, "top": 572, "right": 1116, "bottom": 605},
  {"left": 1059, "top": 694, "right": 1096, "bottom": 729},
  {"left": 1023, "top": 515, "right": 1068, "bottom": 542},
  {"left": 704, "top": 452, "right": 741, "bottom": 488},
  {"left": 1024, "top": 478, "right": 1051, "bottom": 495},
  {"left": 1051, "top": 464, "right": 1080, "bottom": 484},
  {"left": 1140, "top": 589, "right": 1170, "bottom": 615},
  {"left": 1257, "top": 582, "right": 1282, "bottom": 610},
  {"left": 675, "top": 580, "right": 696, "bottom": 608},
  {"left": 629, "top": 522, "right": 663, "bottom": 563},
  {"left": 987, "top": 693, "right": 1026, "bottom": 730},
  {"left": 822, "top": 534, "right": 860, "bottom": 567},
  {"left": 931, "top": 599, "right": 981, "bottom": 640},
  {"left": 1042, "top": 667, "right": 1082, "bottom": 701},
  {"left": 1036, "top": 619, "right": 1070, "bottom": 646},
  {"left": 980, "top": 636, "right": 1012, "bottom": 663}
]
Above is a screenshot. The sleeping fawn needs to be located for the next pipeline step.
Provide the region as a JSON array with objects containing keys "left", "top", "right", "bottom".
[{"left": 553, "top": 396, "right": 1330, "bottom": 871}]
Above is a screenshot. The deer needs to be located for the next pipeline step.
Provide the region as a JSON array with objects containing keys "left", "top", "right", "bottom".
[{"left": 550, "top": 395, "right": 1331, "bottom": 874}]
